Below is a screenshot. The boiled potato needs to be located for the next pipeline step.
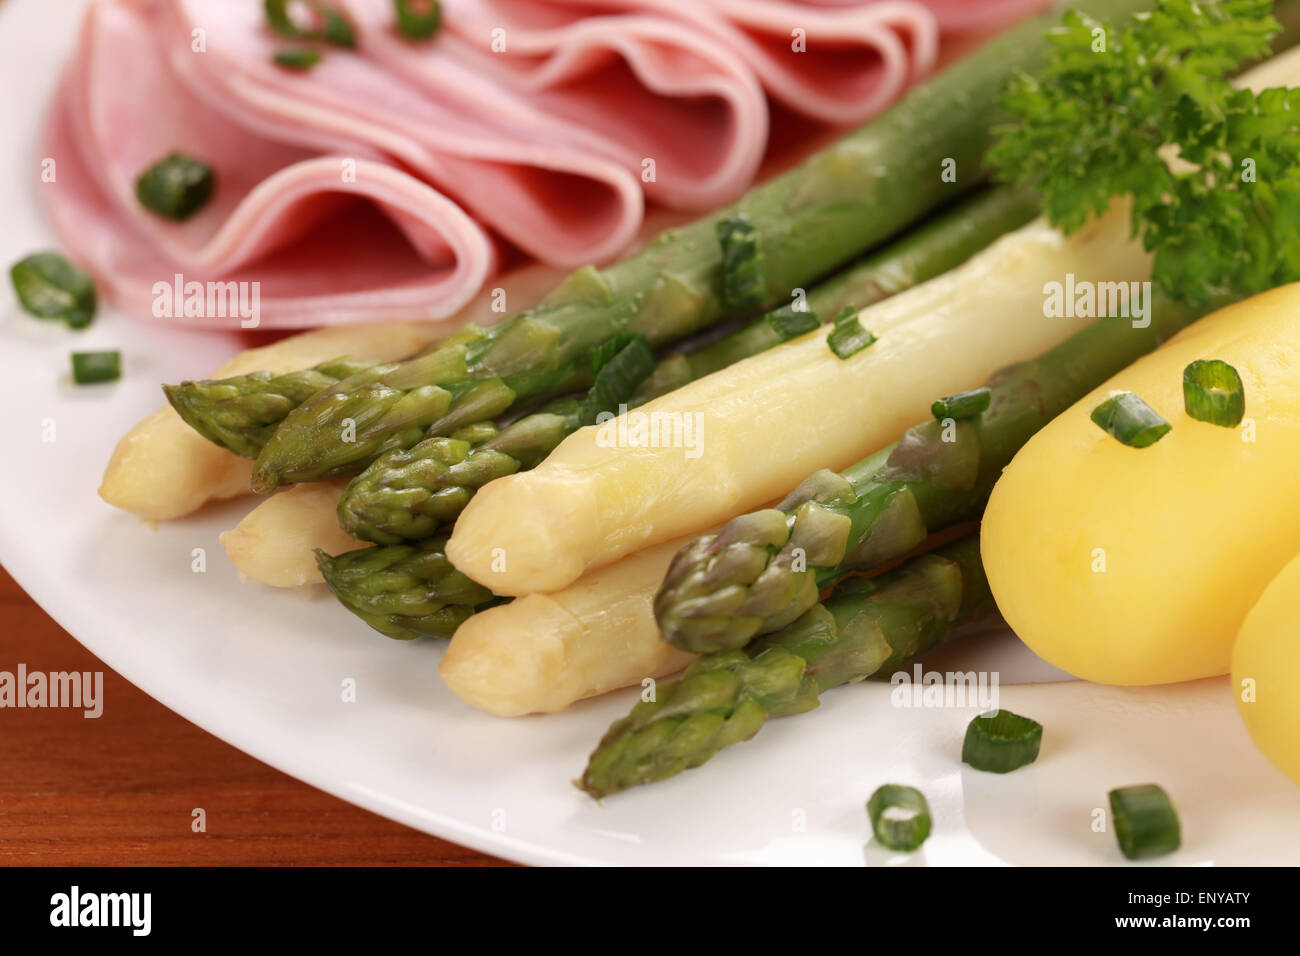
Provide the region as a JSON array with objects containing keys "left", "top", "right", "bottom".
[
  {"left": 1231, "top": 549, "right": 1300, "bottom": 785},
  {"left": 982, "top": 283, "right": 1300, "bottom": 685}
]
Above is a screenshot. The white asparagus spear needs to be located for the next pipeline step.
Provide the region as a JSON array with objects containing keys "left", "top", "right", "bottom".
[
  {"left": 220, "top": 481, "right": 362, "bottom": 588},
  {"left": 439, "top": 538, "right": 696, "bottom": 716},
  {"left": 447, "top": 203, "right": 1150, "bottom": 596}
]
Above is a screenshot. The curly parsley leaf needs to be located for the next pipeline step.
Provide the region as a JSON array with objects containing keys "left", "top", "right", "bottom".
[{"left": 988, "top": 0, "right": 1300, "bottom": 305}]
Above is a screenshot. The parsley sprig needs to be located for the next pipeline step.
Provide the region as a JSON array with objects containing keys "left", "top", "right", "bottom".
[{"left": 989, "top": 0, "right": 1300, "bottom": 305}]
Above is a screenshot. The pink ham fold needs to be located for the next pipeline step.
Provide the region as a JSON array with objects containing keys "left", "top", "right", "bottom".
[{"left": 41, "top": 0, "right": 979, "bottom": 329}]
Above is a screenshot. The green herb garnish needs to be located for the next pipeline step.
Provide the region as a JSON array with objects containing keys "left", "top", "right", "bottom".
[
  {"left": 962, "top": 709, "right": 1043, "bottom": 773},
  {"left": 10, "top": 252, "right": 96, "bottom": 329},
  {"left": 264, "top": 0, "right": 355, "bottom": 48},
  {"left": 826, "top": 305, "right": 877, "bottom": 360},
  {"left": 71, "top": 350, "right": 121, "bottom": 385},
  {"left": 990, "top": 0, "right": 1300, "bottom": 305},
  {"left": 578, "top": 334, "right": 656, "bottom": 426},
  {"left": 395, "top": 0, "right": 442, "bottom": 40},
  {"left": 1090, "top": 391, "right": 1171, "bottom": 448},
  {"left": 932, "top": 387, "right": 991, "bottom": 421},
  {"left": 716, "top": 214, "right": 766, "bottom": 312},
  {"left": 135, "top": 154, "right": 215, "bottom": 221},
  {"left": 1183, "top": 359, "right": 1245, "bottom": 426},
  {"left": 867, "top": 784, "right": 932, "bottom": 852},
  {"left": 1109, "top": 784, "right": 1181, "bottom": 860},
  {"left": 273, "top": 46, "right": 321, "bottom": 70},
  {"left": 763, "top": 302, "right": 820, "bottom": 342}
]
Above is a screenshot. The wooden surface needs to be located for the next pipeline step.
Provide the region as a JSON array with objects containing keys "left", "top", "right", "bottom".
[{"left": 0, "top": 564, "right": 508, "bottom": 866}]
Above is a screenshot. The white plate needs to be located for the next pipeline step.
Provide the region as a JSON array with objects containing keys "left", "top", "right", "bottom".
[{"left": 4, "top": 0, "right": 1298, "bottom": 866}]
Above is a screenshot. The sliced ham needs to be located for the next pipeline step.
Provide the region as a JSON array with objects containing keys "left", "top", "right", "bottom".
[
  {"left": 43, "top": 0, "right": 495, "bottom": 327},
  {"left": 41, "top": 0, "right": 1002, "bottom": 329}
]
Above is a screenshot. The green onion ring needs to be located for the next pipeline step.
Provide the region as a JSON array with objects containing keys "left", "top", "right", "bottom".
[
  {"left": 1109, "top": 784, "right": 1181, "bottom": 860},
  {"left": 394, "top": 0, "right": 442, "bottom": 40},
  {"left": 867, "top": 784, "right": 932, "bottom": 851},
  {"left": 1183, "top": 359, "right": 1244, "bottom": 427},
  {"left": 1089, "top": 391, "right": 1170, "bottom": 448},
  {"left": 827, "top": 305, "right": 878, "bottom": 360},
  {"left": 962, "top": 709, "right": 1042, "bottom": 773},
  {"left": 932, "top": 386, "right": 991, "bottom": 421},
  {"left": 71, "top": 351, "right": 121, "bottom": 385}
]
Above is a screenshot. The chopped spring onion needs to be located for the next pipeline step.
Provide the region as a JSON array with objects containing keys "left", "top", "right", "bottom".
[
  {"left": 273, "top": 46, "right": 321, "bottom": 69},
  {"left": 264, "top": 0, "right": 356, "bottom": 48},
  {"left": 866, "top": 784, "right": 932, "bottom": 852},
  {"left": 1109, "top": 784, "right": 1180, "bottom": 861},
  {"left": 932, "top": 386, "right": 991, "bottom": 421},
  {"left": 135, "top": 154, "right": 215, "bottom": 221},
  {"left": 395, "top": 0, "right": 442, "bottom": 40},
  {"left": 71, "top": 350, "right": 121, "bottom": 385},
  {"left": 962, "top": 709, "right": 1042, "bottom": 773},
  {"left": 1183, "top": 359, "right": 1244, "bottom": 427},
  {"left": 10, "top": 252, "right": 96, "bottom": 329},
  {"left": 1089, "top": 391, "right": 1170, "bottom": 448},
  {"left": 578, "top": 334, "right": 656, "bottom": 426},
  {"left": 764, "top": 303, "right": 820, "bottom": 342},
  {"left": 827, "top": 305, "right": 877, "bottom": 360},
  {"left": 716, "top": 214, "right": 766, "bottom": 312}
]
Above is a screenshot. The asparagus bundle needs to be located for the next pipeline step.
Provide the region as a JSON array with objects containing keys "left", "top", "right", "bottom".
[
  {"left": 339, "top": 188, "right": 1038, "bottom": 544},
  {"left": 240, "top": 0, "right": 1150, "bottom": 493},
  {"left": 580, "top": 536, "right": 992, "bottom": 798},
  {"left": 655, "top": 291, "right": 1224, "bottom": 654},
  {"left": 446, "top": 204, "right": 1151, "bottom": 596}
]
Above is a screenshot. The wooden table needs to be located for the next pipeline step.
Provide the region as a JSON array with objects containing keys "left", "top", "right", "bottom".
[{"left": 0, "top": 565, "right": 507, "bottom": 866}]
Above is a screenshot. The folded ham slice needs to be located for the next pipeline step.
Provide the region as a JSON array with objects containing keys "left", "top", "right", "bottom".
[
  {"left": 44, "top": 0, "right": 495, "bottom": 327},
  {"left": 40, "top": 0, "right": 990, "bottom": 329}
]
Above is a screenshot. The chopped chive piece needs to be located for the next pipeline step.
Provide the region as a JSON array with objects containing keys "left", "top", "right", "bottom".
[
  {"left": 273, "top": 46, "right": 321, "bottom": 69},
  {"left": 763, "top": 303, "right": 820, "bottom": 342},
  {"left": 1109, "top": 784, "right": 1180, "bottom": 861},
  {"left": 264, "top": 0, "right": 355, "bottom": 48},
  {"left": 716, "top": 214, "right": 766, "bottom": 312},
  {"left": 394, "top": 0, "right": 442, "bottom": 39},
  {"left": 578, "top": 334, "right": 656, "bottom": 426},
  {"left": 10, "top": 252, "right": 96, "bottom": 329},
  {"left": 71, "top": 350, "right": 121, "bottom": 385},
  {"left": 135, "top": 154, "right": 215, "bottom": 221},
  {"left": 827, "top": 305, "right": 877, "bottom": 360},
  {"left": 1183, "top": 360, "right": 1244, "bottom": 427},
  {"left": 1089, "top": 391, "right": 1170, "bottom": 448},
  {"left": 866, "top": 784, "right": 932, "bottom": 852},
  {"left": 932, "top": 386, "right": 991, "bottom": 421},
  {"left": 962, "top": 709, "right": 1042, "bottom": 773}
]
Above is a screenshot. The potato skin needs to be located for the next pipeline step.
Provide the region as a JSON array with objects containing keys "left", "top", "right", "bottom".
[
  {"left": 981, "top": 283, "right": 1300, "bottom": 685},
  {"left": 1232, "top": 550, "right": 1300, "bottom": 785}
]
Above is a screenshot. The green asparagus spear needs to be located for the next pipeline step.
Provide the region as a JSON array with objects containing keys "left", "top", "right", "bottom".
[
  {"left": 249, "top": 0, "right": 1151, "bottom": 492},
  {"left": 337, "top": 188, "right": 1039, "bottom": 544},
  {"left": 163, "top": 357, "right": 381, "bottom": 457},
  {"left": 314, "top": 536, "right": 500, "bottom": 641},
  {"left": 656, "top": 291, "right": 1231, "bottom": 654},
  {"left": 337, "top": 399, "right": 581, "bottom": 544},
  {"left": 580, "top": 535, "right": 992, "bottom": 798}
]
